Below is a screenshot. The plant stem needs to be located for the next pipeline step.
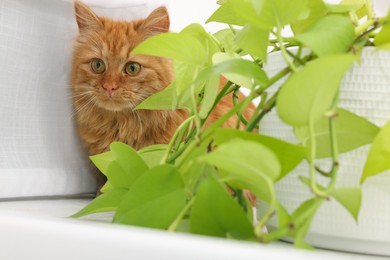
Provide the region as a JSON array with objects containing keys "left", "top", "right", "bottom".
[
  {"left": 287, "top": 49, "right": 305, "bottom": 66},
  {"left": 275, "top": 27, "right": 297, "bottom": 72},
  {"left": 256, "top": 67, "right": 290, "bottom": 95},
  {"left": 366, "top": 0, "right": 375, "bottom": 20},
  {"left": 228, "top": 24, "right": 237, "bottom": 34},
  {"left": 323, "top": 97, "right": 340, "bottom": 193},
  {"left": 308, "top": 119, "right": 328, "bottom": 198},
  {"left": 203, "top": 81, "right": 234, "bottom": 125},
  {"left": 256, "top": 53, "right": 313, "bottom": 96},
  {"left": 174, "top": 100, "right": 249, "bottom": 167},
  {"left": 258, "top": 92, "right": 268, "bottom": 110},
  {"left": 233, "top": 86, "right": 241, "bottom": 129},
  {"left": 255, "top": 205, "right": 275, "bottom": 239},
  {"left": 167, "top": 81, "right": 235, "bottom": 163},
  {"left": 262, "top": 227, "right": 290, "bottom": 243},
  {"left": 232, "top": 86, "right": 249, "bottom": 128},
  {"left": 191, "top": 84, "right": 202, "bottom": 145},
  {"left": 246, "top": 92, "right": 277, "bottom": 132},
  {"left": 248, "top": 53, "right": 314, "bottom": 132},
  {"left": 175, "top": 118, "right": 194, "bottom": 152},
  {"left": 161, "top": 115, "right": 195, "bottom": 164},
  {"left": 315, "top": 165, "right": 332, "bottom": 177},
  {"left": 350, "top": 11, "right": 359, "bottom": 26},
  {"left": 324, "top": 113, "right": 339, "bottom": 193},
  {"left": 355, "top": 17, "right": 378, "bottom": 35},
  {"left": 246, "top": 92, "right": 267, "bottom": 130},
  {"left": 168, "top": 197, "right": 195, "bottom": 232}
]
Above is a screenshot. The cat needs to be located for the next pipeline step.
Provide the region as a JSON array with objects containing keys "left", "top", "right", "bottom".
[
  {"left": 71, "top": 1, "right": 254, "bottom": 155},
  {"left": 72, "top": 1, "right": 256, "bottom": 205}
]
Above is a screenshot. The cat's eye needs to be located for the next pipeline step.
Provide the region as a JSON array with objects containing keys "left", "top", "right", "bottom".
[
  {"left": 91, "top": 59, "right": 106, "bottom": 74},
  {"left": 124, "top": 62, "right": 141, "bottom": 75}
]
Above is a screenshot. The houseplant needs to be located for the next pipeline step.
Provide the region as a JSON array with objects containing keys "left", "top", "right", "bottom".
[{"left": 73, "top": 0, "right": 390, "bottom": 251}]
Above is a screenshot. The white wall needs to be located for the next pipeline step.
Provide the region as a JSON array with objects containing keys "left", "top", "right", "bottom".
[
  {"left": 167, "top": 0, "right": 390, "bottom": 32},
  {"left": 75, "top": 0, "right": 390, "bottom": 32},
  {"left": 167, "top": 0, "right": 224, "bottom": 33}
]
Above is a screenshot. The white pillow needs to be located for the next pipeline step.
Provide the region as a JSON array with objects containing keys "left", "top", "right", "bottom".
[{"left": 0, "top": 0, "right": 164, "bottom": 199}]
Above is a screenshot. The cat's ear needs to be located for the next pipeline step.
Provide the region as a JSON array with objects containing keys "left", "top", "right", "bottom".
[
  {"left": 74, "top": 1, "right": 103, "bottom": 32},
  {"left": 140, "top": 6, "right": 170, "bottom": 38}
]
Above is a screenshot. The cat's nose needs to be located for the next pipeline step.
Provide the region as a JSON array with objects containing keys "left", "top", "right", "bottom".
[{"left": 103, "top": 83, "right": 118, "bottom": 96}]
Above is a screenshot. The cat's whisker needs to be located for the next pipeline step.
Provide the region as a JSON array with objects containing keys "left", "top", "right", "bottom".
[
  {"left": 69, "top": 95, "right": 96, "bottom": 120},
  {"left": 72, "top": 92, "right": 93, "bottom": 99}
]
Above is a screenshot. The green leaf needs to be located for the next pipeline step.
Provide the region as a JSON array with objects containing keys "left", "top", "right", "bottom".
[
  {"left": 208, "top": 0, "right": 307, "bottom": 30},
  {"left": 294, "top": 222, "right": 315, "bottom": 250},
  {"left": 207, "top": 0, "right": 260, "bottom": 27},
  {"left": 181, "top": 161, "right": 213, "bottom": 194},
  {"left": 172, "top": 61, "right": 200, "bottom": 99},
  {"left": 294, "top": 108, "right": 379, "bottom": 158},
  {"left": 106, "top": 161, "right": 132, "bottom": 189},
  {"left": 108, "top": 142, "right": 149, "bottom": 189},
  {"left": 291, "top": 198, "right": 323, "bottom": 224},
  {"left": 375, "top": 11, "right": 390, "bottom": 46},
  {"left": 331, "top": 187, "right": 362, "bottom": 222},
  {"left": 132, "top": 32, "right": 205, "bottom": 66},
  {"left": 361, "top": 121, "right": 390, "bottom": 183},
  {"left": 201, "top": 139, "right": 279, "bottom": 204},
  {"left": 181, "top": 23, "right": 220, "bottom": 64},
  {"left": 100, "top": 181, "right": 114, "bottom": 193},
  {"left": 326, "top": 0, "right": 365, "bottom": 14},
  {"left": 276, "top": 202, "right": 291, "bottom": 228},
  {"left": 277, "top": 55, "right": 355, "bottom": 127},
  {"left": 196, "top": 58, "right": 268, "bottom": 89},
  {"left": 213, "top": 29, "right": 237, "bottom": 53},
  {"left": 190, "top": 174, "right": 255, "bottom": 240},
  {"left": 376, "top": 42, "right": 390, "bottom": 51},
  {"left": 110, "top": 142, "right": 149, "bottom": 175},
  {"left": 71, "top": 189, "right": 127, "bottom": 218},
  {"left": 90, "top": 151, "right": 115, "bottom": 176},
  {"left": 135, "top": 80, "right": 193, "bottom": 111},
  {"left": 213, "top": 128, "right": 306, "bottom": 180},
  {"left": 291, "top": 0, "right": 328, "bottom": 34},
  {"left": 212, "top": 52, "right": 254, "bottom": 89},
  {"left": 235, "top": 24, "right": 269, "bottom": 61},
  {"left": 199, "top": 75, "right": 220, "bottom": 119},
  {"left": 138, "top": 144, "right": 168, "bottom": 167},
  {"left": 297, "top": 176, "right": 362, "bottom": 223},
  {"left": 295, "top": 15, "right": 355, "bottom": 57},
  {"left": 114, "top": 165, "right": 186, "bottom": 229},
  {"left": 265, "top": 0, "right": 309, "bottom": 27},
  {"left": 290, "top": 197, "right": 323, "bottom": 247},
  {"left": 136, "top": 84, "right": 178, "bottom": 110}
]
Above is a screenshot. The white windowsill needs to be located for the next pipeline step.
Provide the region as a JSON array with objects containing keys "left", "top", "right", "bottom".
[{"left": 0, "top": 199, "right": 387, "bottom": 260}]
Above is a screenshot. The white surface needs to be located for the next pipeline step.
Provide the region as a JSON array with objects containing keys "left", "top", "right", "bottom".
[
  {"left": 259, "top": 48, "right": 390, "bottom": 255},
  {"left": 0, "top": 199, "right": 387, "bottom": 260}
]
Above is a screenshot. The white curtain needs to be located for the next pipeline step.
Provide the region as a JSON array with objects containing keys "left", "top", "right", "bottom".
[{"left": 0, "top": 0, "right": 164, "bottom": 199}]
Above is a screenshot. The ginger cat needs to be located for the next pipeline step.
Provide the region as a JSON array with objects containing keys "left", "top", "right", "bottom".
[{"left": 71, "top": 1, "right": 254, "bottom": 155}]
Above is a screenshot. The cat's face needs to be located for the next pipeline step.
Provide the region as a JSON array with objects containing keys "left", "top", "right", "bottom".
[{"left": 72, "top": 2, "right": 172, "bottom": 112}]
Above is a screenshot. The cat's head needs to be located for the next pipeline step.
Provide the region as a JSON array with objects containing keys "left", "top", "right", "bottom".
[{"left": 71, "top": 1, "right": 172, "bottom": 112}]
